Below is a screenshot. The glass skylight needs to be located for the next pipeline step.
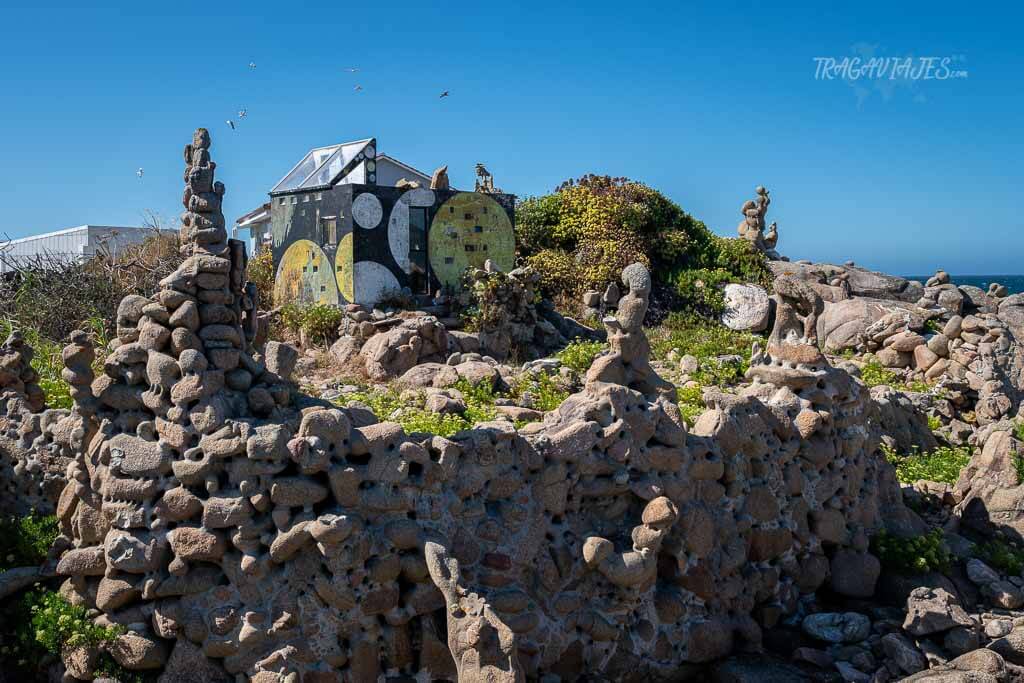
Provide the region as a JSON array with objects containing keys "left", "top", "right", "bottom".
[{"left": 271, "top": 139, "right": 373, "bottom": 193}]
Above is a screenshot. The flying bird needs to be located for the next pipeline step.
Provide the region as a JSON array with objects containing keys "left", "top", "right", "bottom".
[
  {"left": 248, "top": 61, "right": 256, "bottom": 69},
  {"left": 353, "top": 85, "right": 363, "bottom": 92},
  {"left": 226, "top": 120, "right": 236, "bottom": 130},
  {"left": 344, "top": 67, "right": 360, "bottom": 73},
  {"left": 238, "top": 108, "right": 247, "bottom": 118},
  {"left": 136, "top": 168, "right": 144, "bottom": 179},
  {"left": 439, "top": 91, "right": 449, "bottom": 98}
]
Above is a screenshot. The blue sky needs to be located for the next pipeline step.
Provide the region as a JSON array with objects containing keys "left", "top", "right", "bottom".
[{"left": 1, "top": 1, "right": 1020, "bottom": 274}]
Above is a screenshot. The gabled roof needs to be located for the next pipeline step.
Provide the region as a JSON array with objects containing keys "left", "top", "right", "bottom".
[
  {"left": 376, "top": 154, "right": 431, "bottom": 182},
  {"left": 235, "top": 203, "right": 271, "bottom": 227},
  {"left": 270, "top": 137, "right": 376, "bottom": 195}
]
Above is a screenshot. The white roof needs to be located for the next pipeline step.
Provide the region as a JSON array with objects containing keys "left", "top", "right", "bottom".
[{"left": 270, "top": 138, "right": 376, "bottom": 194}]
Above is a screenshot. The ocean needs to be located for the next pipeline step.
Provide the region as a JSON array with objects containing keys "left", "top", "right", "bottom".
[{"left": 901, "top": 275, "right": 1024, "bottom": 296}]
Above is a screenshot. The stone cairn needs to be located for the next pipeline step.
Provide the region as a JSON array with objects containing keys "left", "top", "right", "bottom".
[
  {"left": 46, "top": 130, "right": 914, "bottom": 682},
  {"left": 1, "top": 329, "right": 102, "bottom": 517},
  {"left": 737, "top": 185, "right": 781, "bottom": 260}
]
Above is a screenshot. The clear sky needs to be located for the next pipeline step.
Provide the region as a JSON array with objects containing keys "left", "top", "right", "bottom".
[{"left": 1, "top": 1, "right": 1020, "bottom": 274}]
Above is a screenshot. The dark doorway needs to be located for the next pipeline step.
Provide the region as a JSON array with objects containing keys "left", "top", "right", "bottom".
[{"left": 409, "top": 207, "right": 430, "bottom": 294}]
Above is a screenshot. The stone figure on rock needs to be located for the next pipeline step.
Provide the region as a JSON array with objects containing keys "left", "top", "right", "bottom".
[{"left": 737, "top": 185, "right": 782, "bottom": 260}]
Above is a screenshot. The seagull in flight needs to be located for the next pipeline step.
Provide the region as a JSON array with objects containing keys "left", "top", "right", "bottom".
[
  {"left": 238, "top": 108, "right": 247, "bottom": 119},
  {"left": 248, "top": 61, "right": 256, "bottom": 69},
  {"left": 353, "top": 85, "right": 363, "bottom": 92},
  {"left": 344, "top": 67, "right": 360, "bottom": 73},
  {"left": 136, "top": 168, "right": 144, "bottom": 179},
  {"left": 226, "top": 120, "right": 236, "bottom": 130},
  {"left": 439, "top": 90, "right": 449, "bottom": 98}
]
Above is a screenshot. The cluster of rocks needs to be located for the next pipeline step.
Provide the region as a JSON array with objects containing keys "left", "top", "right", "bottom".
[
  {"left": 19, "top": 131, "right": 916, "bottom": 678},
  {"left": 12, "top": 129, "right": 1024, "bottom": 681},
  {"left": 0, "top": 330, "right": 78, "bottom": 516}
]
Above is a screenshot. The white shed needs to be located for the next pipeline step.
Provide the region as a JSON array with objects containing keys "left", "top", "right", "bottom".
[{"left": 0, "top": 225, "right": 170, "bottom": 274}]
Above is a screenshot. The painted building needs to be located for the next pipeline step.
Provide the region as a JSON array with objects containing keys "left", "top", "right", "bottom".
[
  {"left": 256, "top": 137, "right": 516, "bottom": 307},
  {"left": 0, "top": 225, "right": 172, "bottom": 274}
]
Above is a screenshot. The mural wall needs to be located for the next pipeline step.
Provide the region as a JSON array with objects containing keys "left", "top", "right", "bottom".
[{"left": 270, "top": 185, "right": 515, "bottom": 307}]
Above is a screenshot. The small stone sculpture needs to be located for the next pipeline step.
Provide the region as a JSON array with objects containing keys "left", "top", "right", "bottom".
[
  {"left": 430, "top": 165, "right": 450, "bottom": 191},
  {"left": 737, "top": 186, "right": 781, "bottom": 259},
  {"left": 474, "top": 163, "right": 501, "bottom": 194}
]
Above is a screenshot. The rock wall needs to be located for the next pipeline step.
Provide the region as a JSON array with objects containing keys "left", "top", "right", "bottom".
[{"left": 28, "top": 130, "right": 921, "bottom": 682}]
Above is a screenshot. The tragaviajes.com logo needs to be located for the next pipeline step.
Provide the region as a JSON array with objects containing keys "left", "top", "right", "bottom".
[{"left": 813, "top": 56, "right": 968, "bottom": 81}]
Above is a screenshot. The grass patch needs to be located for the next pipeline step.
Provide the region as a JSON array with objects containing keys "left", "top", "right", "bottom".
[
  {"left": 927, "top": 415, "right": 942, "bottom": 432},
  {"left": 0, "top": 513, "right": 58, "bottom": 570},
  {"left": 509, "top": 372, "right": 571, "bottom": 413},
  {"left": 871, "top": 528, "right": 951, "bottom": 575},
  {"left": 342, "top": 378, "right": 503, "bottom": 438},
  {"left": 649, "top": 313, "right": 757, "bottom": 387},
  {"left": 859, "top": 358, "right": 903, "bottom": 388},
  {"left": 555, "top": 339, "right": 607, "bottom": 373},
  {"left": 884, "top": 444, "right": 971, "bottom": 485}
]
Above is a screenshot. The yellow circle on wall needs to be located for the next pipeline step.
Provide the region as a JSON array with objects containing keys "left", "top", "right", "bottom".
[
  {"left": 428, "top": 192, "right": 514, "bottom": 290},
  {"left": 273, "top": 239, "right": 339, "bottom": 306},
  {"left": 334, "top": 231, "right": 355, "bottom": 303}
]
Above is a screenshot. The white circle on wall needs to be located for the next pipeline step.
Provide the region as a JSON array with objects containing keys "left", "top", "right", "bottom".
[
  {"left": 387, "top": 188, "right": 436, "bottom": 273},
  {"left": 364, "top": 145, "right": 376, "bottom": 159},
  {"left": 366, "top": 160, "right": 376, "bottom": 172},
  {"left": 353, "top": 261, "right": 401, "bottom": 306},
  {"left": 353, "top": 192, "right": 383, "bottom": 229}
]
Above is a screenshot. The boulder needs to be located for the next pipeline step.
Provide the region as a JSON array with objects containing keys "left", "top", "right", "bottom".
[
  {"left": 721, "top": 284, "right": 770, "bottom": 332},
  {"left": 828, "top": 550, "right": 880, "bottom": 598},
  {"left": 801, "top": 612, "right": 870, "bottom": 643},
  {"left": 903, "top": 587, "right": 974, "bottom": 636}
]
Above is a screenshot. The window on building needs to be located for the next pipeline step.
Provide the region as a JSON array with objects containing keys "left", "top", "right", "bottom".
[
  {"left": 315, "top": 192, "right": 323, "bottom": 201},
  {"left": 291, "top": 196, "right": 298, "bottom": 205},
  {"left": 278, "top": 197, "right": 286, "bottom": 206},
  {"left": 303, "top": 194, "right": 310, "bottom": 203},
  {"left": 321, "top": 217, "right": 337, "bottom": 245}
]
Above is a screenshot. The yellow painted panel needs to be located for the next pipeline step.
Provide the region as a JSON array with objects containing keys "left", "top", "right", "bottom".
[
  {"left": 334, "top": 231, "right": 355, "bottom": 302},
  {"left": 273, "top": 239, "right": 339, "bottom": 306},
  {"left": 428, "top": 193, "right": 514, "bottom": 290}
]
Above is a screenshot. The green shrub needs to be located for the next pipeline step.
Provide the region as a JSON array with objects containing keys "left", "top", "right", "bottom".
[
  {"left": 556, "top": 340, "right": 607, "bottom": 373},
  {"left": 0, "top": 513, "right": 58, "bottom": 570},
  {"left": 974, "top": 539, "right": 1024, "bottom": 576},
  {"left": 927, "top": 415, "right": 942, "bottom": 432},
  {"left": 246, "top": 247, "right": 275, "bottom": 310},
  {"left": 871, "top": 528, "right": 951, "bottom": 575},
  {"left": 924, "top": 319, "right": 944, "bottom": 334},
  {"left": 884, "top": 444, "right": 971, "bottom": 485},
  {"left": 859, "top": 358, "right": 903, "bottom": 388},
  {"left": 666, "top": 268, "right": 733, "bottom": 315},
  {"left": 0, "top": 590, "right": 125, "bottom": 680},
  {"left": 342, "top": 378, "right": 501, "bottom": 438},
  {"left": 277, "top": 302, "right": 342, "bottom": 346}
]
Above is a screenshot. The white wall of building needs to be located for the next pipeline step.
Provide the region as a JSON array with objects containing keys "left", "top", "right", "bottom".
[{"left": 0, "top": 225, "right": 167, "bottom": 273}]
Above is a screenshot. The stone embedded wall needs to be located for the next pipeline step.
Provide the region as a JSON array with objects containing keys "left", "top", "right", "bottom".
[{"left": 29, "top": 131, "right": 919, "bottom": 682}]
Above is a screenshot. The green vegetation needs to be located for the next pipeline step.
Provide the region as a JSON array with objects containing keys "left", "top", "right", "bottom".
[
  {"left": 677, "top": 383, "right": 705, "bottom": 426},
  {"left": 514, "top": 175, "right": 772, "bottom": 311},
  {"left": 859, "top": 358, "right": 903, "bottom": 388},
  {"left": 279, "top": 302, "right": 343, "bottom": 346},
  {"left": 884, "top": 444, "right": 971, "bottom": 485},
  {"left": 0, "top": 320, "right": 73, "bottom": 409},
  {"left": 871, "top": 528, "right": 951, "bottom": 575},
  {"left": 246, "top": 246, "right": 275, "bottom": 311},
  {"left": 0, "top": 513, "right": 58, "bottom": 570},
  {"left": 974, "top": 538, "right": 1024, "bottom": 576},
  {"left": 927, "top": 415, "right": 942, "bottom": 432},
  {"left": 555, "top": 339, "right": 607, "bottom": 373},
  {"left": 650, "top": 313, "right": 757, "bottom": 387},
  {"left": 343, "top": 378, "right": 504, "bottom": 438},
  {"left": 510, "top": 372, "right": 571, "bottom": 413},
  {"left": 924, "top": 319, "right": 944, "bottom": 334},
  {"left": 0, "top": 589, "right": 125, "bottom": 680}
]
